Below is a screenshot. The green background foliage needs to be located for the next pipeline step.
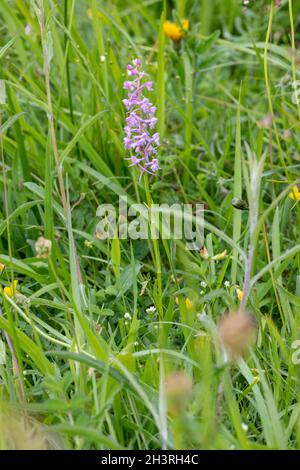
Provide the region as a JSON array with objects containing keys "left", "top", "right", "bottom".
[{"left": 0, "top": 0, "right": 300, "bottom": 450}]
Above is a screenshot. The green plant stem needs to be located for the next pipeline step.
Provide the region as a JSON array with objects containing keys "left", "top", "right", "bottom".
[
  {"left": 263, "top": 0, "right": 289, "bottom": 181},
  {"left": 144, "top": 174, "right": 163, "bottom": 318}
]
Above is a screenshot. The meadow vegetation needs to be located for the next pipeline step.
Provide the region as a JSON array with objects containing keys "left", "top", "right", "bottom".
[{"left": 0, "top": 0, "right": 300, "bottom": 450}]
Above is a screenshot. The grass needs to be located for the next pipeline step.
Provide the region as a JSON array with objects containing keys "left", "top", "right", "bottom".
[{"left": 0, "top": 0, "right": 300, "bottom": 450}]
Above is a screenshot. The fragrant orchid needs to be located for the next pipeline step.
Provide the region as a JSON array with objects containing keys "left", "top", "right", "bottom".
[{"left": 123, "top": 59, "right": 160, "bottom": 176}]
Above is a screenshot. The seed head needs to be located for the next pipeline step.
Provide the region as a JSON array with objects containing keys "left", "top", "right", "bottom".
[{"left": 217, "top": 311, "right": 258, "bottom": 359}]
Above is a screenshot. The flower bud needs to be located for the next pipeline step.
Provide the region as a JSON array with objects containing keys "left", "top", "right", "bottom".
[{"left": 165, "top": 371, "right": 193, "bottom": 416}]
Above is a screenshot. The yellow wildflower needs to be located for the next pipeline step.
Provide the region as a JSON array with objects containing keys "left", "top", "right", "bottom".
[
  {"left": 182, "top": 20, "right": 189, "bottom": 31},
  {"left": 0, "top": 263, "right": 5, "bottom": 274},
  {"left": 87, "top": 8, "right": 102, "bottom": 20},
  {"left": 211, "top": 249, "right": 227, "bottom": 261},
  {"left": 3, "top": 280, "right": 18, "bottom": 298},
  {"left": 250, "top": 368, "right": 261, "bottom": 383},
  {"left": 236, "top": 288, "right": 244, "bottom": 301},
  {"left": 289, "top": 185, "right": 300, "bottom": 201},
  {"left": 175, "top": 297, "right": 193, "bottom": 309},
  {"left": 163, "top": 19, "right": 189, "bottom": 42}
]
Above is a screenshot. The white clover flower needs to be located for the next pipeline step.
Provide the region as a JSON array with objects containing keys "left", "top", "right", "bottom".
[
  {"left": 200, "top": 281, "right": 207, "bottom": 288},
  {"left": 197, "top": 311, "right": 207, "bottom": 322},
  {"left": 224, "top": 280, "right": 230, "bottom": 288},
  {"left": 35, "top": 236, "right": 52, "bottom": 258},
  {"left": 146, "top": 305, "right": 156, "bottom": 314},
  {"left": 242, "top": 422, "right": 248, "bottom": 432},
  {"left": 100, "top": 55, "right": 106, "bottom": 62},
  {"left": 124, "top": 312, "right": 132, "bottom": 320}
]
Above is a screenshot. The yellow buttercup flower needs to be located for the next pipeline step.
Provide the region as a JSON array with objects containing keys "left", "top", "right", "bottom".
[
  {"left": 0, "top": 263, "right": 5, "bottom": 274},
  {"left": 236, "top": 288, "right": 244, "bottom": 301},
  {"left": 163, "top": 20, "right": 189, "bottom": 42},
  {"left": 182, "top": 20, "right": 189, "bottom": 31},
  {"left": 289, "top": 185, "right": 300, "bottom": 201},
  {"left": 3, "top": 280, "right": 18, "bottom": 298},
  {"left": 175, "top": 297, "right": 193, "bottom": 310}
]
